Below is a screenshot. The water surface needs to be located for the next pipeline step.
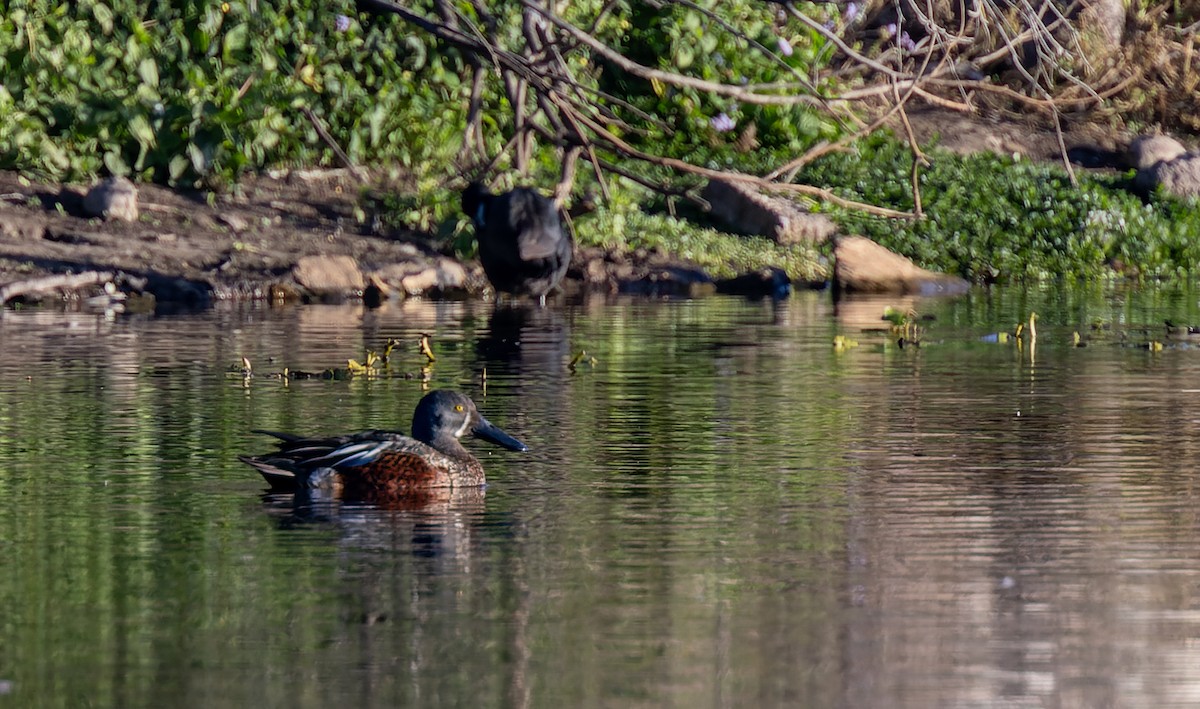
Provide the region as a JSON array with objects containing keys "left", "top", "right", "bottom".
[{"left": 3, "top": 286, "right": 1200, "bottom": 707}]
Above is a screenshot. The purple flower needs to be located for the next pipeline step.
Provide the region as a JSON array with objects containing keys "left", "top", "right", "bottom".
[
  {"left": 883, "top": 22, "right": 897, "bottom": 38},
  {"left": 777, "top": 37, "right": 793, "bottom": 57},
  {"left": 844, "top": 2, "right": 859, "bottom": 22},
  {"left": 710, "top": 113, "right": 736, "bottom": 133},
  {"left": 335, "top": 14, "right": 351, "bottom": 32},
  {"left": 899, "top": 31, "right": 916, "bottom": 52}
]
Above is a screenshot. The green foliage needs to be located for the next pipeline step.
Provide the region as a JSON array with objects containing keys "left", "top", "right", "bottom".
[
  {"left": 608, "top": 1, "right": 840, "bottom": 159},
  {"left": 368, "top": 180, "right": 473, "bottom": 255},
  {"left": 0, "top": 1, "right": 469, "bottom": 185},
  {"left": 572, "top": 182, "right": 824, "bottom": 281},
  {"left": 799, "top": 135, "right": 1200, "bottom": 282},
  {"left": 0, "top": 0, "right": 847, "bottom": 188}
]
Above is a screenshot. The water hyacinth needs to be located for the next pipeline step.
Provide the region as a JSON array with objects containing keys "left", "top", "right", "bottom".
[{"left": 710, "top": 113, "right": 736, "bottom": 133}]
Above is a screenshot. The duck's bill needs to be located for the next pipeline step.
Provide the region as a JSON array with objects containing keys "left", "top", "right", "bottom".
[{"left": 473, "top": 416, "right": 529, "bottom": 452}]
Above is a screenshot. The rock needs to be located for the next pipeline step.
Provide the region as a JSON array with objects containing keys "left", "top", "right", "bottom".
[
  {"left": 619, "top": 265, "right": 715, "bottom": 298},
  {"left": 1127, "top": 135, "right": 1188, "bottom": 170},
  {"left": 292, "top": 254, "right": 364, "bottom": 296},
  {"left": 269, "top": 283, "right": 302, "bottom": 303},
  {"left": 715, "top": 267, "right": 792, "bottom": 299},
  {"left": 702, "top": 177, "right": 836, "bottom": 245},
  {"left": 140, "top": 273, "right": 213, "bottom": 310},
  {"left": 215, "top": 212, "right": 249, "bottom": 232},
  {"left": 568, "top": 246, "right": 716, "bottom": 296},
  {"left": 1136, "top": 153, "right": 1200, "bottom": 199},
  {"left": 82, "top": 176, "right": 139, "bottom": 222},
  {"left": 370, "top": 257, "right": 468, "bottom": 296},
  {"left": 1077, "top": 0, "right": 1125, "bottom": 47},
  {"left": 834, "top": 235, "right": 969, "bottom": 295},
  {"left": 0, "top": 213, "right": 46, "bottom": 240}
]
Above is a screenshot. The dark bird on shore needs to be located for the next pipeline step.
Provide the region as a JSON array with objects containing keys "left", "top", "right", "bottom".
[
  {"left": 239, "top": 390, "right": 527, "bottom": 505},
  {"left": 461, "top": 181, "right": 573, "bottom": 305}
]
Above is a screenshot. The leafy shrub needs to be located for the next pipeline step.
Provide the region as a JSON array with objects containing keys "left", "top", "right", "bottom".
[
  {"left": 0, "top": 1, "right": 469, "bottom": 185},
  {"left": 799, "top": 135, "right": 1200, "bottom": 282}
]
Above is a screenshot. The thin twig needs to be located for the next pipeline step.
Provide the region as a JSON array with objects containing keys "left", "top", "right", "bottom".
[
  {"left": 555, "top": 145, "right": 582, "bottom": 208},
  {"left": 301, "top": 108, "right": 368, "bottom": 184},
  {"left": 523, "top": 1, "right": 864, "bottom": 105}
]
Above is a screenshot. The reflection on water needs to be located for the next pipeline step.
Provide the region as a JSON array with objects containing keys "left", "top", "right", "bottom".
[{"left": 4, "top": 286, "right": 1200, "bottom": 707}]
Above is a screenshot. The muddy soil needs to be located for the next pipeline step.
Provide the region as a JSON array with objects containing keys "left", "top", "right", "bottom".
[{"left": 0, "top": 168, "right": 469, "bottom": 304}]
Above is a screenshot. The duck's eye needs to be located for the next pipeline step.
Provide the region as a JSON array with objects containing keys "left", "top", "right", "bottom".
[{"left": 454, "top": 404, "right": 464, "bottom": 412}]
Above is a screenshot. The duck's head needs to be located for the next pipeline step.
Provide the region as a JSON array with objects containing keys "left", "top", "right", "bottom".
[
  {"left": 411, "top": 390, "right": 528, "bottom": 452},
  {"left": 461, "top": 181, "right": 490, "bottom": 228}
]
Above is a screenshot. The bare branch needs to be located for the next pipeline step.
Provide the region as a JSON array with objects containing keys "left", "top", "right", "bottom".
[
  {"left": 302, "top": 107, "right": 368, "bottom": 183},
  {"left": 521, "top": 1, "right": 833, "bottom": 107}
]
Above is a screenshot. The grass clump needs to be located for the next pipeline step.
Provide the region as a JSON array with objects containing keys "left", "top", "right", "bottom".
[{"left": 572, "top": 191, "right": 825, "bottom": 282}]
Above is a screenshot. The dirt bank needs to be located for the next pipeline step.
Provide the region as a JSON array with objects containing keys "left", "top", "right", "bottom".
[
  {"left": 0, "top": 167, "right": 738, "bottom": 309},
  {"left": 0, "top": 168, "right": 474, "bottom": 306},
  {"left": 0, "top": 108, "right": 1144, "bottom": 310}
]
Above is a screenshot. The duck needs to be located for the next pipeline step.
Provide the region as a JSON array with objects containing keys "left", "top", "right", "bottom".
[
  {"left": 461, "top": 181, "right": 573, "bottom": 305},
  {"left": 239, "top": 390, "right": 527, "bottom": 503}
]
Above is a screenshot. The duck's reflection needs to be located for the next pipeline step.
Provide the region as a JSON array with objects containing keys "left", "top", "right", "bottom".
[
  {"left": 260, "top": 485, "right": 489, "bottom": 571},
  {"left": 474, "top": 302, "right": 571, "bottom": 374}
]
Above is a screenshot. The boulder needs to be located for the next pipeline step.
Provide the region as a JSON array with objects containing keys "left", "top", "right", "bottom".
[
  {"left": 82, "top": 176, "right": 139, "bottom": 222},
  {"left": 1136, "top": 153, "right": 1200, "bottom": 199},
  {"left": 702, "top": 177, "right": 836, "bottom": 245},
  {"left": 1077, "top": 0, "right": 1125, "bottom": 47},
  {"left": 0, "top": 213, "right": 46, "bottom": 241},
  {"left": 619, "top": 265, "right": 715, "bottom": 298},
  {"left": 370, "top": 257, "right": 468, "bottom": 296},
  {"left": 715, "top": 267, "right": 792, "bottom": 299},
  {"left": 1127, "top": 135, "right": 1187, "bottom": 170},
  {"left": 292, "top": 254, "right": 364, "bottom": 297},
  {"left": 570, "top": 246, "right": 715, "bottom": 296},
  {"left": 215, "top": 212, "right": 249, "bottom": 232},
  {"left": 834, "top": 236, "right": 969, "bottom": 295}
]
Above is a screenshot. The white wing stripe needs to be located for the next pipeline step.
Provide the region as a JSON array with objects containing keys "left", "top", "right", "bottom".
[{"left": 315, "top": 441, "right": 388, "bottom": 467}]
